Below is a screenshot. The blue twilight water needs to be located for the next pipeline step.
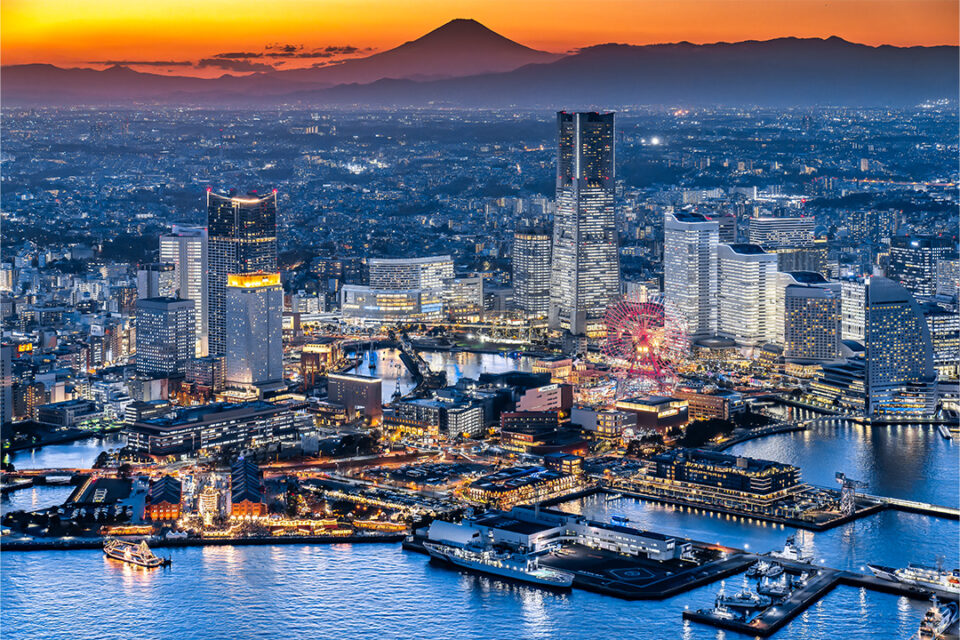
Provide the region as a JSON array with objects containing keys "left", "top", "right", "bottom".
[
  {"left": 4, "top": 434, "right": 126, "bottom": 470},
  {"left": 727, "top": 421, "right": 959, "bottom": 508},
  {"left": 0, "top": 544, "right": 935, "bottom": 640}
]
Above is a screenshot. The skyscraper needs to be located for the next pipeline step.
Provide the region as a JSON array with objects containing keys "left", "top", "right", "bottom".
[
  {"left": 136, "top": 263, "right": 176, "bottom": 299},
  {"left": 888, "top": 235, "right": 956, "bottom": 298},
  {"left": 865, "top": 276, "right": 937, "bottom": 416},
  {"left": 160, "top": 223, "right": 208, "bottom": 357},
  {"left": 549, "top": 111, "right": 619, "bottom": 336},
  {"left": 716, "top": 244, "right": 778, "bottom": 345},
  {"left": 513, "top": 229, "right": 552, "bottom": 317},
  {"left": 663, "top": 212, "right": 718, "bottom": 337},
  {"left": 841, "top": 277, "right": 867, "bottom": 343},
  {"left": 135, "top": 297, "right": 196, "bottom": 376},
  {"left": 778, "top": 272, "right": 842, "bottom": 363},
  {"left": 207, "top": 189, "right": 277, "bottom": 356},
  {"left": 225, "top": 273, "right": 283, "bottom": 387}
]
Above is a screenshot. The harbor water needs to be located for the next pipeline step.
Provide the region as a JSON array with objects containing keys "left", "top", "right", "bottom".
[{"left": 0, "top": 543, "right": 936, "bottom": 640}]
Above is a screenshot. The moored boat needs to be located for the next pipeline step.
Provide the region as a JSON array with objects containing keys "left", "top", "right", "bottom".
[
  {"left": 917, "top": 595, "right": 958, "bottom": 640},
  {"left": 423, "top": 542, "right": 574, "bottom": 588},
  {"left": 868, "top": 562, "right": 960, "bottom": 595}
]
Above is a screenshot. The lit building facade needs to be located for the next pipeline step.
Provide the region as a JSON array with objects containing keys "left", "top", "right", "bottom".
[
  {"left": 549, "top": 112, "right": 619, "bottom": 336},
  {"left": 779, "top": 272, "right": 842, "bottom": 362},
  {"left": 135, "top": 297, "right": 196, "bottom": 376},
  {"left": 340, "top": 286, "right": 443, "bottom": 323},
  {"left": 925, "top": 306, "right": 960, "bottom": 379},
  {"left": 207, "top": 190, "right": 277, "bottom": 356},
  {"left": 865, "top": 276, "right": 937, "bottom": 416},
  {"left": 513, "top": 229, "right": 552, "bottom": 317},
  {"left": 748, "top": 216, "right": 816, "bottom": 248},
  {"left": 160, "top": 223, "right": 208, "bottom": 357},
  {"left": 664, "top": 212, "right": 718, "bottom": 337},
  {"left": 841, "top": 277, "right": 867, "bottom": 343},
  {"left": 367, "top": 256, "right": 453, "bottom": 291},
  {"left": 225, "top": 273, "right": 283, "bottom": 387},
  {"left": 717, "top": 244, "right": 778, "bottom": 345},
  {"left": 888, "top": 236, "right": 956, "bottom": 299}
]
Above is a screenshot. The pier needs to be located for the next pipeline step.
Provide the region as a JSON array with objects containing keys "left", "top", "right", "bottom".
[
  {"left": 868, "top": 495, "right": 960, "bottom": 520},
  {"left": 682, "top": 555, "right": 960, "bottom": 637}
]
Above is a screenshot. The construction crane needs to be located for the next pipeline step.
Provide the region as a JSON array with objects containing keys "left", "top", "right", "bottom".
[{"left": 835, "top": 472, "right": 868, "bottom": 516}]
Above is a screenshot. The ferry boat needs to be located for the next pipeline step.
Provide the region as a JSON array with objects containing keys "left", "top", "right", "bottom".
[
  {"left": 917, "top": 595, "right": 959, "bottom": 640},
  {"left": 764, "top": 562, "right": 784, "bottom": 579},
  {"left": 710, "top": 601, "right": 743, "bottom": 622},
  {"left": 605, "top": 493, "right": 623, "bottom": 502},
  {"left": 103, "top": 538, "right": 170, "bottom": 568},
  {"left": 868, "top": 563, "right": 960, "bottom": 595},
  {"left": 770, "top": 535, "right": 814, "bottom": 563},
  {"left": 715, "top": 577, "right": 772, "bottom": 611},
  {"left": 423, "top": 542, "right": 574, "bottom": 588}
]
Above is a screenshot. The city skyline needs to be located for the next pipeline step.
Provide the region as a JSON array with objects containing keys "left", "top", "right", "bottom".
[{"left": 1, "top": 2, "right": 957, "bottom": 637}]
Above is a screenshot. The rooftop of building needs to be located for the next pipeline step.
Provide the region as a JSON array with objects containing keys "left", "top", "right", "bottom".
[
  {"left": 138, "top": 401, "right": 279, "bottom": 427},
  {"left": 650, "top": 448, "right": 798, "bottom": 475},
  {"left": 147, "top": 476, "right": 182, "bottom": 506},
  {"left": 786, "top": 271, "right": 829, "bottom": 284},
  {"left": 725, "top": 243, "right": 767, "bottom": 255}
]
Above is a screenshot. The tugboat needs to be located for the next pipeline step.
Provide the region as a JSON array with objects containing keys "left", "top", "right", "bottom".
[
  {"left": 103, "top": 538, "right": 170, "bottom": 568},
  {"left": 423, "top": 542, "right": 574, "bottom": 588},
  {"left": 715, "top": 577, "right": 772, "bottom": 611},
  {"left": 764, "top": 562, "right": 785, "bottom": 578},
  {"left": 917, "top": 595, "right": 959, "bottom": 640},
  {"left": 757, "top": 573, "right": 791, "bottom": 599},
  {"left": 868, "top": 562, "right": 960, "bottom": 595}
]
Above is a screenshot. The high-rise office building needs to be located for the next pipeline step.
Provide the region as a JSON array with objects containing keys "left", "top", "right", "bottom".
[
  {"left": 207, "top": 189, "right": 277, "bottom": 356},
  {"left": 778, "top": 272, "right": 842, "bottom": 362},
  {"left": 549, "top": 111, "right": 619, "bottom": 336},
  {"left": 0, "top": 344, "right": 12, "bottom": 425},
  {"left": 225, "top": 273, "right": 283, "bottom": 387},
  {"left": 841, "top": 277, "right": 867, "bottom": 343},
  {"left": 367, "top": 256, "right": 453, "bottom": 291},
  {"left": 716, "top": 244, "right": 778, "bottom": 345},
  {"left": 865, "top": 276, "right": 937, "bottom": 416},
  {"left": 513, "top": 229, "right": 552, "bottom": 317},
  {"left": 136, "top": 263, "right": 176, "bottom": 299},
  {"left": 160, "top": 224, "right": 208, "bottom": 357},
  {"left": 664, "top": 212, "right": 719, "bottom": 337},
  {"left": 888, "top": 236, "right": 956, "bottom": 298},
  {"left": 924, "top": 305, "right": 959, "bottom": 379},
  {"left": 936, "top": 259, "right": 959, "bottom": 298},
  {"left": 135, "top": 297, "right": 196, "bottom": 376}
]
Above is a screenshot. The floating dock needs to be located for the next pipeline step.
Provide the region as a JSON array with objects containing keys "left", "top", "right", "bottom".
[{"left": 683, "top": 556, "right": 960, "bottom": 637}]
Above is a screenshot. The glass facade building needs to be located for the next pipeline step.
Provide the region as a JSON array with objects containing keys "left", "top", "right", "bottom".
[{"left": 549, "top": 112, "right": 619, "bottom": 337}]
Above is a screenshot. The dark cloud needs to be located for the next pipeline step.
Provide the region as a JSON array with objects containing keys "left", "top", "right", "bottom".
[
  {"left": 266, "top": 43, "right": 302, "bottom": 53},
  {"left": 212, "top": 52, "right": 263, "bottom": 59},
  {"left": 197, "top": 58, "right": 276, "bottom": 72},
  {"left": 87, "top": 60, "right": 193, "bottom": 66}
]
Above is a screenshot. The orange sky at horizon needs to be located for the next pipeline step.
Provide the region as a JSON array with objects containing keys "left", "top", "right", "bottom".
[{"left": 2, "top": 0, "right": 957, "bottom": 75}]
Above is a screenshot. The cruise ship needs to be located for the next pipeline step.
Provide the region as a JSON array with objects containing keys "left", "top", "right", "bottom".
[
  {"left": 103, "top": 538, "right": 170, "bottom": 568},
  {"left": 423, "top": 542, "right": 574, "bottom": 588},
  {"left": 868, "top": 563, "right": 960, "bottom": 595}
]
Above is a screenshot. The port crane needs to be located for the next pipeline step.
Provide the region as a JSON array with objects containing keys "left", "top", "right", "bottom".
[{"left": 835, "top": 472, "right": 868, "bottom": 516}]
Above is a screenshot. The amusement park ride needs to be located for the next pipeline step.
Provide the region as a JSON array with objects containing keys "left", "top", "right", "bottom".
[{"left": 602, "top": 292, "right": 690, "bottom": 399}]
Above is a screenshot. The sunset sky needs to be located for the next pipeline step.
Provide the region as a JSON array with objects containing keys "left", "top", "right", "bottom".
[{"left": 3, "top": 0, "right": 957, "bottom": 76}]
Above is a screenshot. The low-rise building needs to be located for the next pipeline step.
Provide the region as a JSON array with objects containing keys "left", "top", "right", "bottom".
[{"left": 145, "top": 475, "right": 182, "bottom": 521}]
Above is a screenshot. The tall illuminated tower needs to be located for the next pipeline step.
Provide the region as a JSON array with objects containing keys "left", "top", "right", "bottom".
[
  {"left": 717, "top": 244, "right": 778, "bottom": 345},
  {"left": 549, "top": 111, "right": 619, "bottom": 337},
  {"left": 160, "top": 223, "right": 208, "bottom": 357},
  {"left": 225, "top": 273, "right": 283, "bottom": 386},
  {"left": 664, "top": 212, "right": 718, "bottom": 337},
  {"left": 513, "top": 229, "right": 552, "bottom": 317},
  {"left": 865, "top": 276, "right": 937, "bottom": 416},
  {"left": 207, "top": 189, "right": 277, "bottom": 356}
]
